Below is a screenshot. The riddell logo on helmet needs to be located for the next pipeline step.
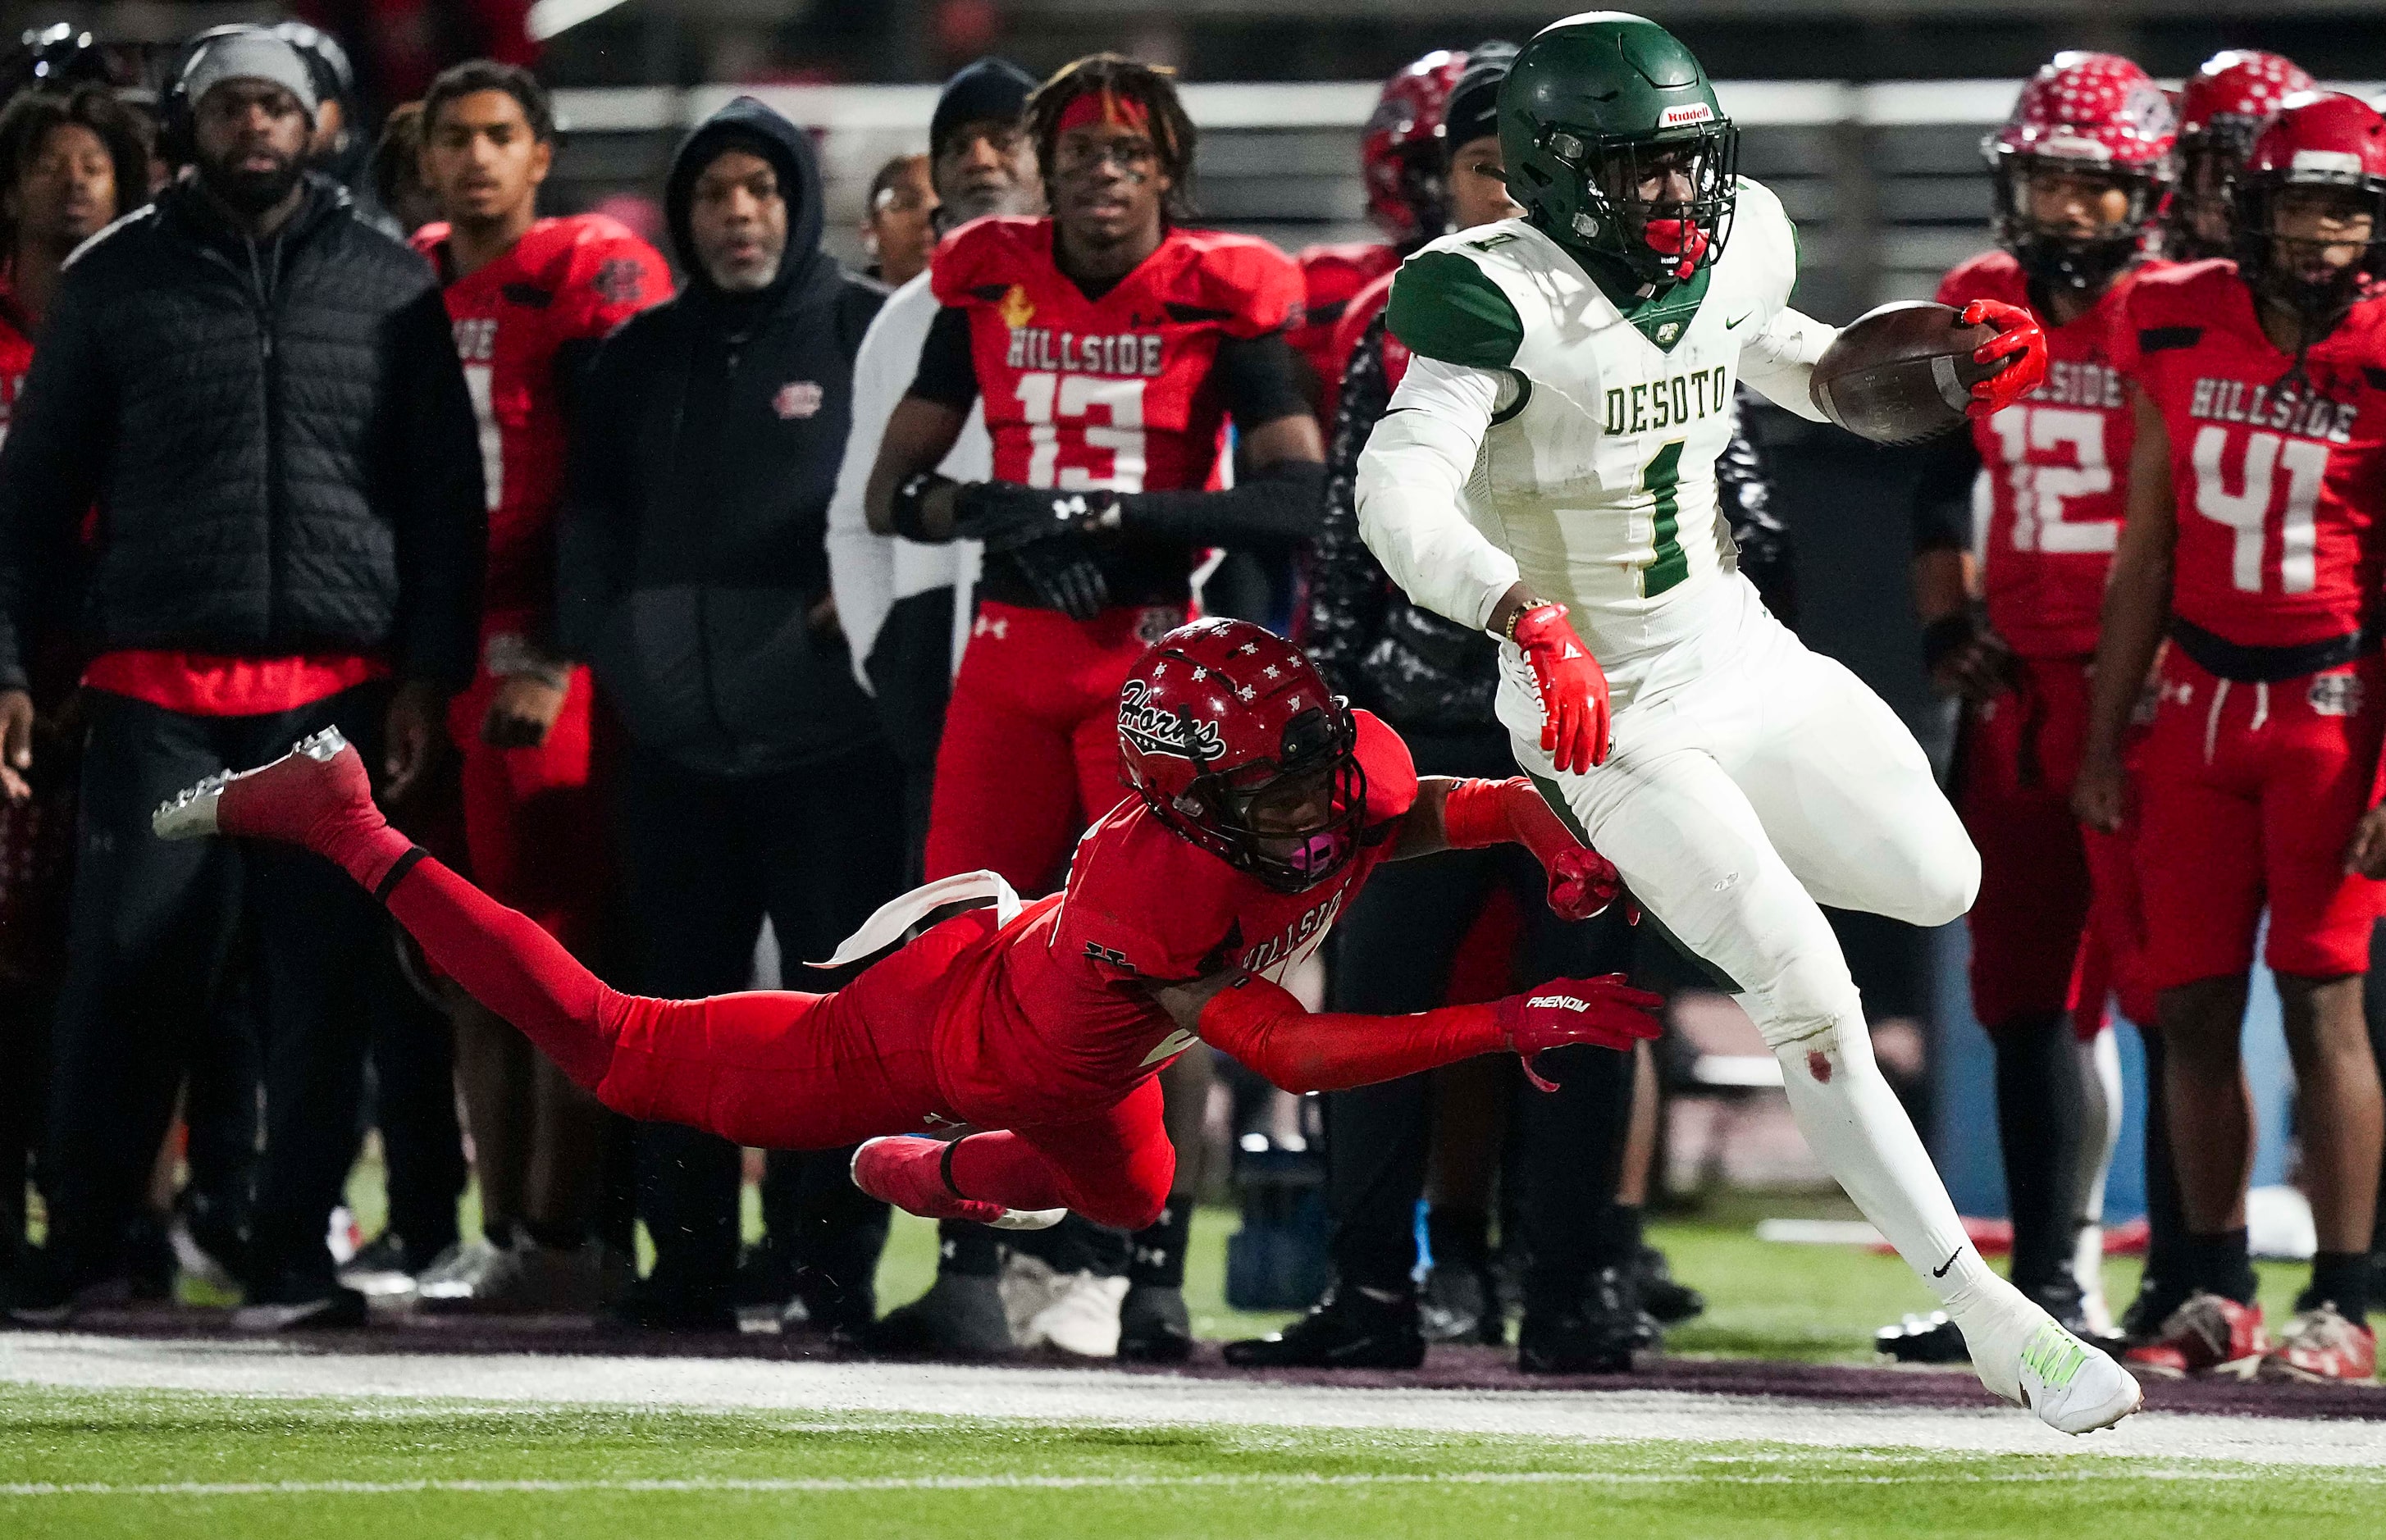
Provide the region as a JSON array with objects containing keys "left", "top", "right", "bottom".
[
  {"left": 1660, "top": 103, "right": 1715, "bottom": 127},
  {"left": 1117, "top": 680, "right": 1226, "bottom": 763}
]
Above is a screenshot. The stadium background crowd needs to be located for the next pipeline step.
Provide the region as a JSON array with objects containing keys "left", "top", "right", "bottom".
[{"left": 0, "top": 0, "right": 2380, "bottom": 1383}]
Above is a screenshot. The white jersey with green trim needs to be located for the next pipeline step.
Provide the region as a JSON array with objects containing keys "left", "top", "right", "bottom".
[{"left": 1354, "top": 177, "right": 1835, "bottom": 664}]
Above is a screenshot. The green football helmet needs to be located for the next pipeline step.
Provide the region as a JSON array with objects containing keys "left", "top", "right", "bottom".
[{"left": 1499, "top": 11, "right": 1740, "bottom": 286}]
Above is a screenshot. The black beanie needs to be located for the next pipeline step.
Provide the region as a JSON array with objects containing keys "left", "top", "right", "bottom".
[
  {"left": 1444, "top": 41, "right": 1518, "bottom": 153},
  {"left": 930, "top": 57, "right": 1039, "bottom": 158}
]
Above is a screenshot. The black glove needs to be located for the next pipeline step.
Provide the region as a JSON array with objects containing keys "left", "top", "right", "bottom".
[
  {"left": 1006, "top": 539, "right": 1112, "bottom": 622},
  {"left": 953, "top": 481, "right": 1115, "bottom": 554}
]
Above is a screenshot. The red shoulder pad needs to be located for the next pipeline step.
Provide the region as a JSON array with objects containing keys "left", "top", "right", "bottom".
[
  {"left": 1934, "top": 249, "right": 2023, "bottom": 311},
  {"left": 2111, "top": 258, "right": 2233, "bottom": 377},
  {"left": 1328, "top": 270, "right": 1399, "bottom": 391},
  {"left": 1299, "top": 241, "right": 1399, "bottom": 312},
  {"left": 563, "top": 220, "right": 669, "bottom": 324},
  {"left": 1056, "top": 802, "right": 1240, "bottom": 983},
  {"left": 1353, "top": 709, "right": 1418, "bottom": 827},
  {"left": 930, "top": 215, "right": 1046, "bottom": 308},
  {"left": 1176, "top": 230, "right": 1306, "bottom": 339}
]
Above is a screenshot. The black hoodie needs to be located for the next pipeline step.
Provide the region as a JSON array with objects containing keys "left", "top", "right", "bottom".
[{"left": 558, "top": 97, "right": 886, "bottom": 777}]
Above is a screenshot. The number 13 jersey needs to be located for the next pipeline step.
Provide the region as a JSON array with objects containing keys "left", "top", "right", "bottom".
[
  {"left": 928, "top": 215, "right": 1303, "bottom": 497},
  {"left": 2114, "top": 257, "right": 2386, "bottom": 649}
]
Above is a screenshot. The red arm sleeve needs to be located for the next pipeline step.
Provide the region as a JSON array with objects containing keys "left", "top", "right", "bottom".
[
  {"left": 1439, "top": 775, "right": 1579, "bottom": 864},
  {"left": 1197, "top": 973, "right": 1504, "bottom": 1093}
]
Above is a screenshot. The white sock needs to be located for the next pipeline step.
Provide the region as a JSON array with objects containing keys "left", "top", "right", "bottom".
[
  {"left": 1759, "top": 1004, "right": 2041, "bottom": 1399},
  {"left": 2072, "top": 1028, "right": 2124, "bottom": 1333}
]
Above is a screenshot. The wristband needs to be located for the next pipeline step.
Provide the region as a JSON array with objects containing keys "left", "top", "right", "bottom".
[
  {"left": 892, "top": 472, "right": 956, "bottom": 544},
  {"left": 1920, "top": 613, "right": 1978, "bottom": 673}
]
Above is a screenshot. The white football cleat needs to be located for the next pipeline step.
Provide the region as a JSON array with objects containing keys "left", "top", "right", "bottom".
[
  {"left": 1029, "top": 1269, "right": 1129, "bottom": 1358},
  {"left": 2013, "top": 1318, "right": 2143, "bottom": 1434},
  {"left": 152, "top": 726, "right": 354, "bottom": 841}
]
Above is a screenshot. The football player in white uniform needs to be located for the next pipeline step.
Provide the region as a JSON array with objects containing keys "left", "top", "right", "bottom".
[{"left": 1356, "top": 11, "right": 2141, "bottom": 1433}]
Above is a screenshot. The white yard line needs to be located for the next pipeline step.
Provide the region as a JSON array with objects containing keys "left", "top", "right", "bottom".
[{"left": 5, "top": 1333, "right": 2384, "bottom": 1469}]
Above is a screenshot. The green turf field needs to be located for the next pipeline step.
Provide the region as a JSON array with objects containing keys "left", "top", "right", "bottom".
[{"left": 1, "top": 1383, "right": 2374, "bottom": 1540}]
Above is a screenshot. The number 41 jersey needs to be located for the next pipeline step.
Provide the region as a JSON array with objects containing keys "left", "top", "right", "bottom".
[
  {"left": 2115, "top": 258, "right": 2386, "bottom": 649},
  {"left": 929, "top": 216, "right": 1303, "bottom": 494}
]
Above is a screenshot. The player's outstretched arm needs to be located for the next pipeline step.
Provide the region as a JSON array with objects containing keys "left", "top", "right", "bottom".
[
  {"left": 2073, "top": 385, "right": 2177, "bottom": 834},
  {"left": 1395, "top": 775, "right": 1622, "bottom": 920},
  {"left": 1738, "top": 306, "right": 1836, "bottom": 421},
  {"left": 1154, "top": 968, "right": 1662, "bottom": 1095}
]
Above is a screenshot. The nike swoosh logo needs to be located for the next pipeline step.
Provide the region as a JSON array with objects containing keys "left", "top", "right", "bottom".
[
  {"left": 1727, "top": 312, "right": 1754, "bottom": 330},
  {"left": 1932, "top": 1249, "right": 1961, "bottom": 1278}
]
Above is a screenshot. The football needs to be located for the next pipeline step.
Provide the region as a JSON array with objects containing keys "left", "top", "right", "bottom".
[{"left": 1808, "top": 301, "right": 2005, "bottom": 444}]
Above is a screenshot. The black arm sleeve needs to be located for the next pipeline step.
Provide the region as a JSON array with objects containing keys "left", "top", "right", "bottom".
[
  {"left": 1304, "top": 315, "right": 1395, "bottom": 702},
  {"left": 381, "top": 285, "right": 486, "bottom": 690},
  {"left": 906, "top": 304, "right": 980, "bottom": 410},
  {"left": 1215, "top": 330, "right": 1312, "bottom": 430},
  {"left": 0, "top": 271, "right": 112, "bottom": 692},
  {"left": 1911, "top": 423, "right": 1982, "bottom": 556},
  {"left": 1718, "top": 387, "right": 1798, "bottom": 628}
]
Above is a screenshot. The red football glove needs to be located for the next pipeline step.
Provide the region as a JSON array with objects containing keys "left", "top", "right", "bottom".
[
  {"left": 1510, "top": 603, "right": 1610, "bottom": 773},
  {"left": 1959, "top": 298, "right": 2046, "bottom": 418},
  {"left": 1494, "top": 973, "right": 1667, "bottom": 1091},
  {"left": 1546, "top": 845, "right": 1624, "bottom": 923},
  {"left": 1439, "top": 777, "right": 1622, "bottom": 920}
]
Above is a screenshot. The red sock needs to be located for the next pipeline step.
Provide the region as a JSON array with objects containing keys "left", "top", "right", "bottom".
[
  {"left": 946, "top": 1132, "right": 1074, "bottom": 1213},
  {"left": 381, "top": 855, "right": 617, "bottom": 1088}
]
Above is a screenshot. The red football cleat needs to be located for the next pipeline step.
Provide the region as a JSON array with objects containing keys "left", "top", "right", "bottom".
[
  {"left": 153, "top": 727, "right": 376, "bottom": 845},
  {"left": 2121, "top": 1291, "right": 2268, "bottom": 1378},
  {"left": 2259, "top": 1305, "right": 2378, "bottom": 1383},
  {"left": 850, "top": 1137, "right": 1065, "bottom": 1232}
]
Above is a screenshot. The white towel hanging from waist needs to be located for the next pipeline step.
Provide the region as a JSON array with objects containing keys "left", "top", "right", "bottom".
[{"left": 810, "top": 869, "right": 1025, "bottom": 971}]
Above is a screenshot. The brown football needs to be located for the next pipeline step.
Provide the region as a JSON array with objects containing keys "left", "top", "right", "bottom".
[{"left": 1808, "top": 301, "right": 2004, "bottom": 445}]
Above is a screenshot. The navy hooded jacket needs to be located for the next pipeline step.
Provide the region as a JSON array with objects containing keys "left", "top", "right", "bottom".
[{"left": 558, "top": 96, "right": 886, "bottom": 777}]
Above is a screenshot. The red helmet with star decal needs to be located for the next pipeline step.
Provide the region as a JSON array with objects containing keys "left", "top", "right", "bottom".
[
  {"left": 1362, "top": 49, "right": 1468, "bottom": 247},
  {"left": 1117, "top": 618, "right": 1367, "bottom": 893},
  {"left": 2169, "top": 49, "right": 2315, "bottom": 258},
  {"left": 1983, "top": 52, "right": 2175, "bottom": 289}
]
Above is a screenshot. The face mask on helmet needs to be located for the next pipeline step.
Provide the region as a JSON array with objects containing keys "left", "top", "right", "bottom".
[
  {"left": 1991, "top": 155, "right": 2165, "bottom": 289},
  {"left": 2235, "top": 179, "right": 2386, "bottom": 332},
  {"left": 1187, "top": 707, "right": 1369, "bottom": 893},
  {"left": 2169, "top": 120, "right": 2263, "bottom": 261},
  {"left": 1531, "top": 121, "right": 1739, "bottom": 285}
]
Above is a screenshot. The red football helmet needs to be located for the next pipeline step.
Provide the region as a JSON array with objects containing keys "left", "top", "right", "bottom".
[
  {"left": 2232, "top": 92, "right": 2386, "bottom": 329},
  {"left": 1117, "top": 618, "right": 1367, "bottom": 893},
  {"left": 1362, "top": 49, "right": 1467, "bottom": 248},
  {"left": 2169, "top": 49, "right": 2315, "bottom": 259},
  {"left": 1983, "top": 52, "right": 2174, "bottom": 289}
]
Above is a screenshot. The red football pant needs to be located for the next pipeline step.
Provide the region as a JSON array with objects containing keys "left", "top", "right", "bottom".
[
  {"left": 376, "top": 852, "right": 1172, "bottom": 1231},
  {"left": 2134, "top": 648, "right": 2386, "bottom": 988},
  {"left": 924, "top": 600, "right": 1180, "bottom": 890},
  {"left": 1958, "top": 654, "right": 2152, "bottom": 1034},
  {"left": 444, "top": 636, "right": 609, "bottom": 953}
]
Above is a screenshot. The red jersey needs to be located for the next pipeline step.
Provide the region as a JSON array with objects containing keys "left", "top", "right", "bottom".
[
  {"left": 2114, "top": 259, "right": 2386, "bottom": 649},
  {"left": 1293, "top": 240, "right": 1399, "bottom": 420},
  {"left": 929, "top": 216, "right": 1303, "bottom": 498},
  {"left": 930, "top": 709, "right": 1418, "bottom": 1127},
  {"left": 413, "top": 215, "right": 667, "bottom": 625},
  {"left": 0, "top": 277, "right": 34, "bottom": 454},
  {"left": 1940, "top": 252, "right": 2148, "bottom": 657},
  {"left": 1327, "top": 268, "right": 1407, "bottom": 404}
]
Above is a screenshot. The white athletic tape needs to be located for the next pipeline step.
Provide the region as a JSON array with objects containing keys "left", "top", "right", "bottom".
[{"left": 812, "top": 869, "right": 1022, "bottom": 969}]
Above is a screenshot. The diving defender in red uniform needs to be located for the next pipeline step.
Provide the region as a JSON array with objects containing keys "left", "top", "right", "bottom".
[
  {"left": 1894, "top": 54, "right": 2172, "bottom": 1361},
  {"left": 153, "top": 619, "right": 1659, "bottom": 1248},
  {"left": 409, "top": 62, "right": 668, "bottom": 1305},
  {"left": 2078, "top": 93, "right": 2386, "bottom": 1383}
]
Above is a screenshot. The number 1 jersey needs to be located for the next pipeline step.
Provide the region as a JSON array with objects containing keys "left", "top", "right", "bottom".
[
  {"left": 2114, "top": 258, "right": 2386, "bottom": 649},
  {"left": 414, "top": 214, "right": 668, "bottom": 626},
  {"left": 928, "top": 215, "right": 1303, "bottom": 497}
]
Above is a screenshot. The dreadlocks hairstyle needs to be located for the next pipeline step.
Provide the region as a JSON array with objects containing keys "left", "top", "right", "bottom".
[
  {"left": 0, "top": 83, "right": 153, "bottom": 256},
  {"left": 1024, "top": 52, "right": 1198, "bottom": 220}
]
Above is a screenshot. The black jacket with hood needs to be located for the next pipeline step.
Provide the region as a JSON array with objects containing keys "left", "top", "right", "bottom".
[
  {"left": 558, "top": 97, "right": 885, "bottom": 777},
  {"left": 0, "top": 173, "right": 485, "bottom": 693}
]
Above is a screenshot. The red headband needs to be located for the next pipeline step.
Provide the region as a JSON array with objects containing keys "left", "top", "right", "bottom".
[{"left": 1056, "top": 86, "right": 1152, "bottom": 137}]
